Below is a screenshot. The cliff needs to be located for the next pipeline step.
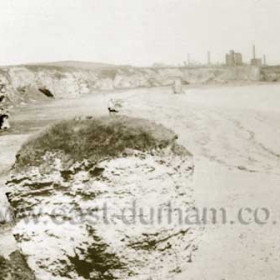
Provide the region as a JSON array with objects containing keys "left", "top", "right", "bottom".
[{"left": 0, "top": 62, "right": 263, "bottom": 107}]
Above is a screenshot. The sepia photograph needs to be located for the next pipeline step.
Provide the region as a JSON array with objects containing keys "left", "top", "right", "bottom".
[{"left": 0, "top": 0, "right": 279, "bottom": 279}]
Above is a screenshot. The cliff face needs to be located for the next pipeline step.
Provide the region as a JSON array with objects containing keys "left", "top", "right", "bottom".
[
  {"left": 6, "top": 117, "right": 198, "bottom": 280},
  {"left": 0, "top": 63, "right": 262, "bottom": 106}
]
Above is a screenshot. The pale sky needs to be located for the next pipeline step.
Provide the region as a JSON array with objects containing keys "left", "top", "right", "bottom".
[{"left": 0, "top": 0, "right": 279, "bottom": 66}]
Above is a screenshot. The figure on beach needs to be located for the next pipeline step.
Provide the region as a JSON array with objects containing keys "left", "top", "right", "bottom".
[
  {"left": 107, "top": 98, "right": 123, "bottom": 115},
  {"left": 0, "top": 109, "right": 10, "bottom": 130},
  {"left": 0, "top": 90, "right": 10, "bottom": 130}
]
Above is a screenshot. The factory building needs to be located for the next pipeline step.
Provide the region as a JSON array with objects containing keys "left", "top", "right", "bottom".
[{"left": 225, "top": 50, "right": 243, "bottom": 66}]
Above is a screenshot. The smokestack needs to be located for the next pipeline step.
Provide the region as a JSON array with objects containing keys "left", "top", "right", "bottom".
[
  {"left": 207, "top": 51, "right": 211, "bottom": 65},
  {"left": 263, "top": 55, "right": 266, "bottom": 65},
  {"left": 253, "top": 45, "right": 256, "bottom": 59},
  {"left": 187, "top": 53, "right": 190, "bottom": 65}
]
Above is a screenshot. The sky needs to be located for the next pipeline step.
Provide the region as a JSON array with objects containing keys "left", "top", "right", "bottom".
[{"left": 0, "top": 0, "right": 279, "bottom": 66}]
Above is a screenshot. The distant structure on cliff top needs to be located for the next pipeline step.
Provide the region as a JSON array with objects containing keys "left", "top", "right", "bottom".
[
  {"left": 250, "top": 45, "right": 262, "bottom": 67},
  {"left": 207, "top": 51, "right": 211, "bottom": 65},
  {"left": 225, "top": 50, "right": 243, "bottom": 66},
  {"left": 263, "top": 55, "right": 267, "bottom": 66}
]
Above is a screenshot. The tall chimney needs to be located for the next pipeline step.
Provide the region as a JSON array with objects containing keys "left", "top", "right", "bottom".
[
  {"left": 187, "top": 53, "right": 190, "bottom": 65},
  {"left": 263, "top": 55, "right": 266, "bottom": 65},
  {"left": 207, "top": 51, "right": 211, "bottom": 65},
  {"left": 253, "top": 45, "right": 256, "bottom": 59}
]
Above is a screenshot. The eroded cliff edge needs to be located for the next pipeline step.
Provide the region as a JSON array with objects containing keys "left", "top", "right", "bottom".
[
  {"left": 0, "top": 62, "right": 265, "bottom": 107},
  {"left": 6, "top": 116, "right": 199, "bottom": 280}
]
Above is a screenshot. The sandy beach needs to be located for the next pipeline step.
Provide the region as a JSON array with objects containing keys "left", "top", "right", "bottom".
[{"left": 1, "top": 83, "right": 280, "bottom": 279}]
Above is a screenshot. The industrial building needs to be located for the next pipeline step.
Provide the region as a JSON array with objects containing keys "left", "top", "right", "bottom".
[{"left": 225, "top": 50, "right": 243, "bottom": 66}]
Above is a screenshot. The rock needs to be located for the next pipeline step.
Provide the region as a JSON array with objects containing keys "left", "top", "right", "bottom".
[
  {"left": 0, "top": 251, "right": 35, "bottom": 280},
  {"left": 172, "top": 79, "right": 183, "bottom": 94},
  {"left": 93, "top": 78, "right": 114, "bottom": 90},
  {"left": 7, "top": 150, "right": 196, "bottom": 280},
  {"left": 6, "top": 118, "right": 199, "bottom": 280}
]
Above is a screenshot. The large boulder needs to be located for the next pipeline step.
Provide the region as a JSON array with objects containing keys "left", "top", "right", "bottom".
[{"left": 6, "top": 117, "right": 199, "bottom": 280}]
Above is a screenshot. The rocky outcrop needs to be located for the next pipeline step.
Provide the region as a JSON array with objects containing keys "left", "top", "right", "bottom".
[
  {"left": 0, "top": 250, "right": 35, "bottom": 280},
  {"left": 0, "top": 63, "right": 265, "bottom": 108},
  {"left": 6, "top": 117, "right": 198, "bottom": 280}
]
